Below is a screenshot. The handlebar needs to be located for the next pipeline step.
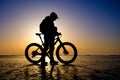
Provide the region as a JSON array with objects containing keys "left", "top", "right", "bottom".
[
  {"left": 35, "top": 32, "right": 62, "bottom": 36},
  {"left": 56, "top": 32, "right": 62, "bottom": 36}
]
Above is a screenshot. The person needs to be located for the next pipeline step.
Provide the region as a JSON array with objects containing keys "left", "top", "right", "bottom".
[{"left": 40, "top": 12, "right": 58, "bottom": 65}]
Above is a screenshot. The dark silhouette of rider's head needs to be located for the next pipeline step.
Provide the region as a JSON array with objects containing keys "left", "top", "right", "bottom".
[{"left": 50, "top": 12, "right": 58, "bottom": 21}]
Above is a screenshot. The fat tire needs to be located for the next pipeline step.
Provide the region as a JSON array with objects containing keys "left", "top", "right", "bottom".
[
  {"left": 25, "top": 43, "right": 43, "bottom": 64},
  {"left": 56, "top": 42, "right": 77, "bottom": 64}
]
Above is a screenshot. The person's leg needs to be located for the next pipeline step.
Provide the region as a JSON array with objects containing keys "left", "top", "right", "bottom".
[
  {"left": 49, "top": 38, "right": 58, "bottom": 65},
  {"left": 49, "top": 45, "right": 54, "bottom": 61},
  {"left": 41, "top": 44, "right": 48, "bottom": 60},
  {"left": 41, "top": 37, "right": 48, "bottom": 65}
]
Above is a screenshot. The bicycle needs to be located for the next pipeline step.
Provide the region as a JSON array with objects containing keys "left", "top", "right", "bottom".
[{"left": 25, "top": 32, "right": 77, "bottom": 64}]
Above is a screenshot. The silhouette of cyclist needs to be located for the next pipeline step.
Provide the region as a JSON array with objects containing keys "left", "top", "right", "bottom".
[{"left": 40, "top": 12, "right": 58, "bottom": 65}]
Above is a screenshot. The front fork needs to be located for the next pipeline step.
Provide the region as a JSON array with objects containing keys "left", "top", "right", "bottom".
[{"left": 57, "top": 38, "right": 69, "bottom": 55}]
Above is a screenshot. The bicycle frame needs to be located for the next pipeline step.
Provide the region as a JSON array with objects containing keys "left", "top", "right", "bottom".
[{"left": 35, "top": 33, "right": 68, "bottom": 56}]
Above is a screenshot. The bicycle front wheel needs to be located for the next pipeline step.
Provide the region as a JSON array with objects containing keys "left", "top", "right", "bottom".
[
  {"left": 25, "top": 43, "right": 43, "bottom": 64},
  {"left": 56, "top": 42, "right": 77, "bottom": 64}
]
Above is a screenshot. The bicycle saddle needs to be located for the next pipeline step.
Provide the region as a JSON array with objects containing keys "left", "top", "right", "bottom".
[{"left": 36, "top": 33, "right": 42, "bottom": 36}]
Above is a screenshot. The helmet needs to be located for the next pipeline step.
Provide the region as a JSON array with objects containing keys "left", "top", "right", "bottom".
[{"left": 50, "top": 12, "right": 58, "bottom": 19}]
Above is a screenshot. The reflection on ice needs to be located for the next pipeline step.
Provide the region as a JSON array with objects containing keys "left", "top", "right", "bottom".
[{"left": 0, "top": 55, "right": 120, "bottom": 80}]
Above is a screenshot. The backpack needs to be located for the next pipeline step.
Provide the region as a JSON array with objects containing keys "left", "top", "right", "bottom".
[
  {"left": 40, "top": 17, "right": 49, "bottom": 34},
  {"left": 40, "top": 21, "right": 46, "bottom": 34}
]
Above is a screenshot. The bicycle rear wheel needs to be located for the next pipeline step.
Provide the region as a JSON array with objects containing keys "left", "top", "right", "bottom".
[
  {"left": 25, "top": 43, "right": 43, "bottom": 64},
  {"left": 56, "top": 42, "right": 77, "bottom": 64}
]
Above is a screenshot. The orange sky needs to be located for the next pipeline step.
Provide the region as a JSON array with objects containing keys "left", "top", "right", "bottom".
[{"left": 0, "top": 0, "right": 120, "bottom": 55}]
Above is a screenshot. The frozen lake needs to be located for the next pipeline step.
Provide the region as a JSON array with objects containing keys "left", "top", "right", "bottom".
[{"left": 0, "top": 55, "right": 120, "bottom": 80}]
